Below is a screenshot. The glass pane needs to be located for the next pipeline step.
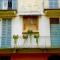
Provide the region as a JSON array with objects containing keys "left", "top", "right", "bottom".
[
  {"left": 8, "top": 0, "right": 12, "bottom": 9},
  {"left": 12, "top": 0, "right": 16, "bottom": 9},
  {"left": 3, "top": 0, "right": 8, "bottom": 9},
  {"left": 49, "top": 0, "right": 58, "bottom": 8}
]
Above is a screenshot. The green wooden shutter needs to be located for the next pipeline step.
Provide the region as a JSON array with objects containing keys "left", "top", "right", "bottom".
[
  {"left": 1, "top": 19, "right": 11, "bottom": 48},
  {"left": 51, "top": 24, "right": 60, "bottom": 48}
]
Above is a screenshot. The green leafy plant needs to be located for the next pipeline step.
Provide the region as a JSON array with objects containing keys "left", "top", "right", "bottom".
[
  {"left": 13, "top": 34, "right": 19, "bottom": 47},
  {"left": 34, "top": 33, "right": 39, "bottom": 45},
  {"left": 23, "top": 34, "right": 28, "bottom": 39},
  {"left": 28, "top": 30, "right": 33, "bottom": 34},
  {"left": 34, "top": 34, "right": 39, "bottom": 38}
]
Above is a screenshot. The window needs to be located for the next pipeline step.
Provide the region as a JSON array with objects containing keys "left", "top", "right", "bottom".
[
  {"left": 3, "top": 0, "right": 8, "bottom": 9},
  {"left": 12, "top": 0, "right": 17, "bottom": 9},
  {"left": 50, "top": 18, "right": 59, "bottom": 24},
  {"left": 8, "top": 0, "right": 12, "bottom": 9},
  {"left": 50, "top": 18, "right": 60, "bottom": 48},
  {"left": 8, "top": 0, "right": 17, "bottom": 9},
  {"left": 0, "top": 0, "right": 16, "bottom": 9},
  {"left": 49, "top": 0, "right": 58, "bottom": 8},
  {"left": 23, "top": 16, "right": 38, "bottom": 32},
  {"left": 1, "top": 19, "right": 11, "bottom": 48}
]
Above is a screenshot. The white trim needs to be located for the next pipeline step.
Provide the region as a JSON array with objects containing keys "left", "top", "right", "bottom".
[
  {"left": 3, "top": 0, "right": 8, "bottom": 10},
  {"left": 44, "top": 0, "right": 49, "bottom": 9},
  {"left": 58, "top": 0, "right": 60, "bottom": 8}
]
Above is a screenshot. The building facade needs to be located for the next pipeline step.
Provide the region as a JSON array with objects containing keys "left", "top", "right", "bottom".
[{"left": 0, "top": 0, "right": 60, "bottom": 60}]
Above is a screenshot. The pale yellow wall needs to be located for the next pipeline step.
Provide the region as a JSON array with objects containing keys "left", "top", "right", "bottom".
[
  {"left": 11, "top": 16, "right": 23, "bottom": 48},
  {"left": 44, "top": 0, "right": 49, "bottom": 9},
  {"left": 39, "top": 16, "right": 51, "bottom": 48},
  {"left": 18, "top": 0, "right": 43, "bottom": 15}
]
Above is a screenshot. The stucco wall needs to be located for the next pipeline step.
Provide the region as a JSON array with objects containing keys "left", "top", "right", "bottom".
[
  {"left": 11, "top": 15, "right": 51, "bottom": 48},
  {"left": 17, "top": 0, "right": 43, "bottom": 15}
]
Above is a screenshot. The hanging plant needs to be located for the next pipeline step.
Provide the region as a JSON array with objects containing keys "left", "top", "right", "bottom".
[
  {"left": 13, "top": 34, "right": 19, "bottom": 47},
  {"left": 23, "top": 34, "right": 28, "bottom": 39},
  {"left": 34, "top": 33, "right": 39, "bottom": 38},
  {"left": 28, "top": 30, "right": 33, "bottom": 34},
  {"left": 34, "top": 33, "right": 39, "bottom": 45}
]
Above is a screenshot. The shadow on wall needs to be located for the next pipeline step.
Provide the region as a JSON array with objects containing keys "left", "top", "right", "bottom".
[{"left": 48, "top": 55, "right": 60, "bottom": 60}]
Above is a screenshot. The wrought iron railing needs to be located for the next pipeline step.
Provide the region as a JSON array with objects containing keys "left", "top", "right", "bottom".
[{"left": 0, "top": 36, "right": 60, "bottom": 48}]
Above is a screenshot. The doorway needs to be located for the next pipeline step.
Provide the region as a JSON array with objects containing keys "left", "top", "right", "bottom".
[{"left": 23, "top": 16, "right": 38, "bottom": 32}]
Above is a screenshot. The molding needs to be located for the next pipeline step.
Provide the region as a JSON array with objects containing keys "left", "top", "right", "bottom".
[{"left": 0, "top": 48, "right": 60, "bottom": 54}]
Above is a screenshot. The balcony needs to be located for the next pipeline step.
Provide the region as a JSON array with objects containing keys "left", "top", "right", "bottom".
[
  {"left": 44, "top": 9, "right": 60, "bottom": 18},
  {"left": 0, "top": 29, "right": 60, "bottom": 53},
  {"left": 0, "top": 36, "right": 60, "bottom": 54},
  {"left": 0, "top": 35, "right": 60, "bottom": 54},
  {"left": 0, "top": 10, "right": 17, "bottom": 18}
]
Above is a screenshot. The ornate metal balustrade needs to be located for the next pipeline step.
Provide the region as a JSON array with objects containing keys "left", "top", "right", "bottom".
[{"left": 0, "top": 36, "right": 60, "bottom": 54}]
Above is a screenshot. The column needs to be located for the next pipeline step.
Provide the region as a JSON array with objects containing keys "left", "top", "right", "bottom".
[
  {"left": 11, "top": 16, "right": 23, "bottom": 48},
  {"left": 38, "top": 16, "right": 51, "bottom": 48}
]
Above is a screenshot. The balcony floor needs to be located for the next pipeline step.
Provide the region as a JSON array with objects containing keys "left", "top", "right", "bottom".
[{"left": 0, "top": 48, "right": 60, "bottom": 54}]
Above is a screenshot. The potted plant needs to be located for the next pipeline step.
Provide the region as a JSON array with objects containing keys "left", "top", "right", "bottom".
[
  {"left": 23, "top": 33, "right": 28, "bottom": 39},
  {"left": 34, "top": 33, "right": 39, "bottom": 38},
  {"left": 28, "top": 30, "right": 33, "bottom": 34},
  {"left": 34, "top": 33, "right": 39, "bottom": 45},
  {"left": 13, "top": 34, "right": 19, "bottom": 48}
]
